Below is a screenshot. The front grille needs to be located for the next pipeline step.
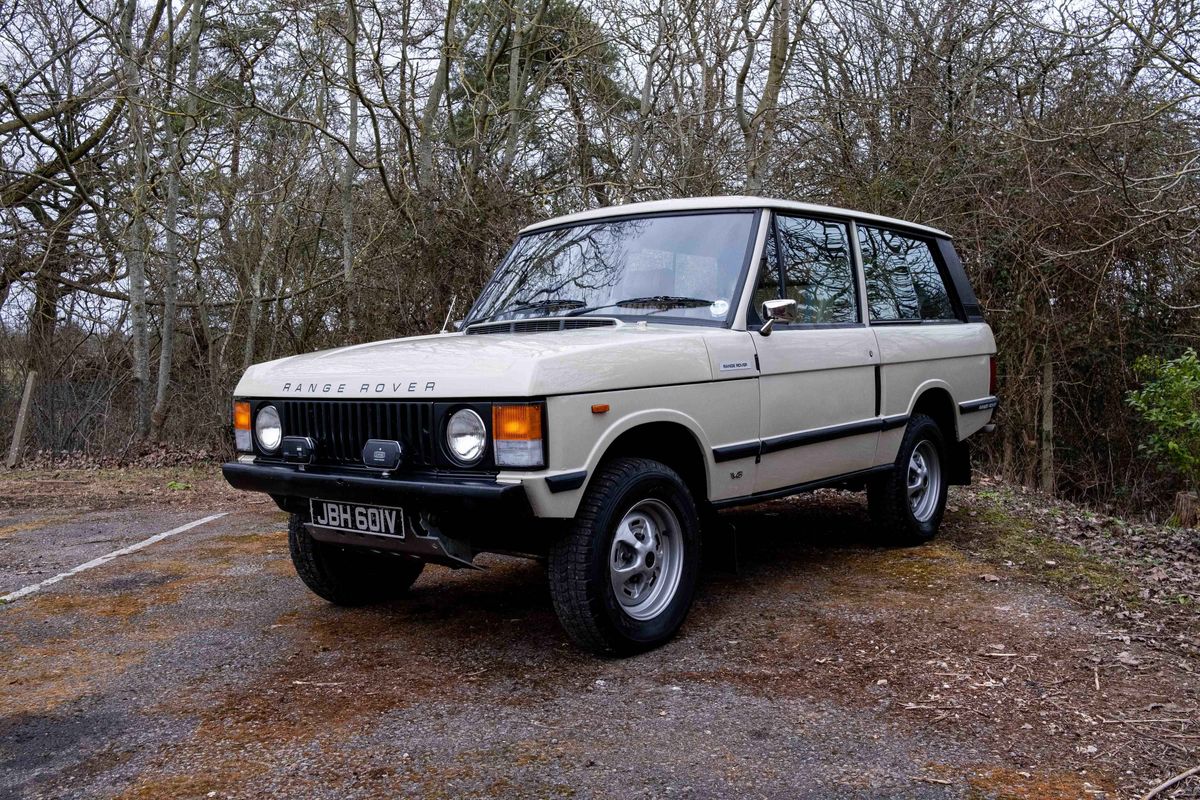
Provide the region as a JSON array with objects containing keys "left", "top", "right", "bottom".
[
  {"left": 277, "top": 400, "right": 436, "bottom": 467},
  {"left": 466, "top": 318, "right": 617, "bottom": 335}
]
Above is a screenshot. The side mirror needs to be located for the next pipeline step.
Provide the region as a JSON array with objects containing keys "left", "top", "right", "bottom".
[{"left": 759, "top": 298, "right": 797, "bottom": 336}]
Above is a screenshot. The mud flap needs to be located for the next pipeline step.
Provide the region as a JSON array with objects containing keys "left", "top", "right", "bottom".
[
  {"left": 948, "top": 439, "right": 973, "bottom": 486},
  {"left": 701, "top": 508, "right": 740, "bottom": 575}
]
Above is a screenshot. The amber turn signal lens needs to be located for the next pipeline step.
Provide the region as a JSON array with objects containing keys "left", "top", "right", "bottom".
[
  {"left": 233, "top": 401, "right": 252, "bottom": 431},
  {"left": 591, "top": 404, "right": 610, "bottom": 414},
  {"left": 493, "top": 404, "right": 542, "bottom": 440}
]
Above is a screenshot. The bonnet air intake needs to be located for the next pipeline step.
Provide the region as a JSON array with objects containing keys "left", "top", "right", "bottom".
[{"left": 465, "top": 318, "right": 618, "bottom": 335}]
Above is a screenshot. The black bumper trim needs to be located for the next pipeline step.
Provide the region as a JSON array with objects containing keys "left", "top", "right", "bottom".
[
  {"left": 958, "top": 396, "right": 999, "bottom": 414},
  {"left": 222, "top": 462, "right": 527, "bottom": 512},
  {"left": 760, "top": 416, "right": 907, "bottom": 455},
  {"left": 713, "top": 441, "right": 760, "bottom": 463},
  {"left": 545, "top": 470, "right": 588, "bottom": 493},
  {"left": 713, "top": 415, "right": 912, "bottom": 463}
]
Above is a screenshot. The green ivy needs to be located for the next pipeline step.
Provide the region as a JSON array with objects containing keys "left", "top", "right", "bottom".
[{"left": 1127, "top": 349, "right": 1200, "bottom": 490}]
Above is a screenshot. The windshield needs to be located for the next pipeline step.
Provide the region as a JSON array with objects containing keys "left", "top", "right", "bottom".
[{"left": 467, "top": 212, "right": 757, "bottom": 326}]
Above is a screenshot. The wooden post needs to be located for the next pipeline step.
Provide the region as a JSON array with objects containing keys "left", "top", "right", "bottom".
[
  {"left": 1175, "top": 491, "right": 1199, "bottom": 529},
  {"left": 6, "top": 371, "right": 36, "bottom": 469},
  {"left": 1040, "top": 356, "right": 1054, "bottom": 493}
]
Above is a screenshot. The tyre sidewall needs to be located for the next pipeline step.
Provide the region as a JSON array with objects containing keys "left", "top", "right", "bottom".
[{"left": 586, "top": 466, "right": 701, "bottom": 650}]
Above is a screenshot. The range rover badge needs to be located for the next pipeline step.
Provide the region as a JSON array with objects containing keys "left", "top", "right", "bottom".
[{"left": 363, "top": 439, "right": 404, "bottom": 470}]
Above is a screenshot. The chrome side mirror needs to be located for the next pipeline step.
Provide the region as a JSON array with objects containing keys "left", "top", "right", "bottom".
[{"left": 759, "top": 298, "right": 797, "bottom": 336}]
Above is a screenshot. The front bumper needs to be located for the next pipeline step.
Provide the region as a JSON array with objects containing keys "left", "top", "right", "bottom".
[{"left": 221, "top": 461, "right": 530, "bottom": 515}]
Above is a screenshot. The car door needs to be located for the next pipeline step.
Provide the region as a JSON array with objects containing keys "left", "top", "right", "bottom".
[
  {"left": 857, "top": 224, "right": 981, "bottom": 465},
  {"left": 750, "top": 212, "right": 880, "bottom": 495}
]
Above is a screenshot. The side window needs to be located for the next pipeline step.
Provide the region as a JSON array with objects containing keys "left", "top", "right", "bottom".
[
  {"left": 775, "top": 215, "right": 857, "bottom": 323},
  {"left": 858, "top": 226, "right": 958, "bottom": 321},
  {"left": 752, "top": 228, "right": 783, "bottom": 313}
]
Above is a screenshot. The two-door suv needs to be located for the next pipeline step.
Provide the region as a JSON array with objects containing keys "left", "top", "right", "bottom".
[{"left": 223, "top": 197, "right": 997, "bottom": 654}]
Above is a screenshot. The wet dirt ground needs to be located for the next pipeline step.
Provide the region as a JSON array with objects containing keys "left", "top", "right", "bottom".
[{"left": 1, "top": 468, "right": 1196, "bottom": 799}]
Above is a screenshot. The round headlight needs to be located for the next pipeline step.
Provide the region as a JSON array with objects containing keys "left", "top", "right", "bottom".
[
  {"left": 447, "top": 409, "right": 486, "bottom": 464},
  {"left": 255, "top": 405, "right": 282, "bottom": 452}
]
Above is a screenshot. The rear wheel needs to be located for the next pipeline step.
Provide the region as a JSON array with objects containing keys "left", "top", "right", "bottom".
[
  {"left": 868, "top": 413, "right": 949, "bottom": 545},
  {"left": 288, "top": 513, "right": 425, "bottom": 606},
  {"left": 548, "top": 457, "right": 701, "bottom": 655}
]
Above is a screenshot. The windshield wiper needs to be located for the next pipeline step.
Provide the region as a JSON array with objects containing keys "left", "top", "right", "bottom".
[
  {"left": 468, "top": 298, "right": 587, "bottom": 325},
  {"left": 565, "top": 295, "right": 716, "bottom": 317}
]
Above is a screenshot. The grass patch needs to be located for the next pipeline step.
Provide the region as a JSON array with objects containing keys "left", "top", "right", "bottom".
[{"left": 965, "top": 490, "right": 1129, "bottom": 597}]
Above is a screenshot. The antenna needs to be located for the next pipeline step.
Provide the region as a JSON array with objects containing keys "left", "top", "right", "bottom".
[{"left": 440, "top": 294, "right": 458, "bottom": 333}]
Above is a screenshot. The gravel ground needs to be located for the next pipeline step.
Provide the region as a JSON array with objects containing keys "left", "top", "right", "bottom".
[{"left": 0, "top": 468, "right": 1196, "bottom": 799}]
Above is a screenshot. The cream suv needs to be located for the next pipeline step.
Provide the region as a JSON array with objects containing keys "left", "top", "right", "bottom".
[{"left": 223, "top": 197, "right": 998, "bottom": 654}]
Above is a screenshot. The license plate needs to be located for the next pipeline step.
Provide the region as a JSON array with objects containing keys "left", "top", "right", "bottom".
[{"left": 309, "top": 499, "right": 405, "bottom": 539}]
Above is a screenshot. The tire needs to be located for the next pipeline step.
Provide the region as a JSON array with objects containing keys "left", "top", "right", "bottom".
[
  {"left": 548, "top": 457, "right": 701, "bottom": 655},
  {"left": 287, "top": 513, "right": 424, "bottom": 606},
  {"left": 868, "top": 413, "right": 949, "bottom": 545}
]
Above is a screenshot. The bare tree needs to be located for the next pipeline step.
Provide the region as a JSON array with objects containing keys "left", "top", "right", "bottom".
[{"left": 0, "top": 0, "right": 1195, "bottom": 516}]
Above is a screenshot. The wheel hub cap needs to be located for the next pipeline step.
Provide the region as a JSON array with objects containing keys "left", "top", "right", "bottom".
[
  {"left": 907, "top": 440, "right": 942, "bottom": 522},
  {"left": 609, "top": 498, "right": 684, "bottom": 621}
]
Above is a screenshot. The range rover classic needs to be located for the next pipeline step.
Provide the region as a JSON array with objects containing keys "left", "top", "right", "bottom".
[{"left": 223, "top": 197, "right": 998, "bottom": 655}]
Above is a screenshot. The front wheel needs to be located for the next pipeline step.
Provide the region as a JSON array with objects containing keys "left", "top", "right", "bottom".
[
  {"left": 868, "top": 413, "right": 949, "bottom": 545},
  {"left": 548, "top": 457, "right": 701, "bottom": 655}
]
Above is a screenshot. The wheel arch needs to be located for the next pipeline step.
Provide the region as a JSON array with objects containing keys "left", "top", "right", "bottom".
[
  {"left": 588, "top": 415, "right": 711, "bottom": 504},
  {"left": 907, "top": 382, "right": 971, "bottom": 485}
]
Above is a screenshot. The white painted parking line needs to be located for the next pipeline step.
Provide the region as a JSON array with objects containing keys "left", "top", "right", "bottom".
[{"left": 0, "top": 512, "right": 228, "bottom": 604}]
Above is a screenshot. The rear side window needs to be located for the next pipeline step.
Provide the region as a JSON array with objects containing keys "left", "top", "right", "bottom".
[
  {"left": 858, "top": 226, "right": 957, "bottom": 322},
  {"left": 754, "top": 214, "right": 858, "bottom": 324}
]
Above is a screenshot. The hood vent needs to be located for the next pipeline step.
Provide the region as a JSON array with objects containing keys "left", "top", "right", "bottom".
[{"left": 465, "top": 318, "right": 618, "bottom": 336}]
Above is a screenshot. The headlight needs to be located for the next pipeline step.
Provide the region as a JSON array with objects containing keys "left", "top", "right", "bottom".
[
  {"left": 254, "top": 405, "right": 282, "bottom": 452},
  {"left": 447, "top": 409, "right": 486, "bottom": 464}
]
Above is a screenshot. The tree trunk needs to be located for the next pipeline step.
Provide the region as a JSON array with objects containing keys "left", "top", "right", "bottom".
[
  {"left": 500, "top": 1, "right": 525, "bottom": 175},
  {"left": 626, "top": 6, "right": 664, "bottom": 199},
  {"left": 341, "top": 0, "right": 359, "bottom": 287},
  {"left": 121, "top": 0, "right": 151, "bottom": 439},
  {"left": 152, "top": 0, "right": 205, "bottom": 440},
  {"left": 564, "top": 74, "right": 607, "bottom": 207},
  {"left": 25, "top": 200, "right": 78, "bottom": 377},
  {"left": 26, "top": 275, "right": 59, "bottom": 375},
  {"left": 739, "top": 0, "right": 793, "bottom": 193},
  {"left": 242, "top": 202, "right": 286, "bottom": 370},
  {"left": 417, "top": 0, "right": 458, "bottom": 188}
]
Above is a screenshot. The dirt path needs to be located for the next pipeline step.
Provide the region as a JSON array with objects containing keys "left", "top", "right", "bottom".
[{"left": 0, "top": 468, "right": 1195, "bottom": 799}]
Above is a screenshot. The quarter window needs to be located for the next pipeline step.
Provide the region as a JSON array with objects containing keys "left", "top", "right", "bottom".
[
  {"left": 754, "top": 214, "right": 858, "bottom": 324},
  {"left": 858, "top": 226, "right": 957, "bottom": 321}
]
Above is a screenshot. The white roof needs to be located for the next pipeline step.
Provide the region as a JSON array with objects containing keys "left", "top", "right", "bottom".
[{"left": 520, "top": 195, "right": 951, "bottom": 239}]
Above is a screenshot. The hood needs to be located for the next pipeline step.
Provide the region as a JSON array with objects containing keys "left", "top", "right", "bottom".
[{"left": 234, "top": 323, "right": 715, "bottom": 399}]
